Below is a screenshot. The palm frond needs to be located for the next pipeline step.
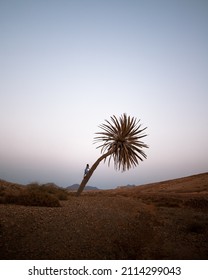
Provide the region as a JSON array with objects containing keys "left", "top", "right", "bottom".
[{"left": 94, "top": 113, "right": 149, "bottom": 171}]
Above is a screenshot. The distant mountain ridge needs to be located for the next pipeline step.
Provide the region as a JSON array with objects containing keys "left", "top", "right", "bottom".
[{"left": 66, "top": 184, "right": 99, "bottom": 191}]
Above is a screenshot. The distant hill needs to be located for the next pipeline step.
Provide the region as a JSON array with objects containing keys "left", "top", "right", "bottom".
[{"left": 66, "top": 184, "right": 99, "bottom": 191}]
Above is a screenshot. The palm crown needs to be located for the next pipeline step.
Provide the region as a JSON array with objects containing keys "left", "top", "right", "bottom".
[{"left": 94, "top": 113, "right": 149, "bottom": 171}]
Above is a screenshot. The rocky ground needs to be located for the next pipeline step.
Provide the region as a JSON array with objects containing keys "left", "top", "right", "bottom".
[{"left": 0, "top": 173, "right": 208, "bottom": 259}]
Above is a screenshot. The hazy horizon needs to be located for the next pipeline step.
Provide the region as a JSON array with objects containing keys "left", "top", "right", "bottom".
[{"left": 1, "top": 0, "right": 208, "bottom": 189}]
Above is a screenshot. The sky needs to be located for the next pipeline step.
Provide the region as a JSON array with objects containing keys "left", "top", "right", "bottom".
[{"left": 0, "top": 0, "right": 208, "bottom": 189}]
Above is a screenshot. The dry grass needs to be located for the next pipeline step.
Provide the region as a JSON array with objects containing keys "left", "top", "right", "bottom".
[{"left": 0, "top": 172, "right": 208, "bottom": 260}]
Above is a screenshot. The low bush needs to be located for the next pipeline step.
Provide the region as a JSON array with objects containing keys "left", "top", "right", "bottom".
[
  {"left": 184, "top": 198, "right": 208, "bottom": 210},
  {"left": 0, "top": 183, "right": 69, "bottom": 207},
  {"left": 27, "top": 183, "right": 68, "bottom": 201},
  {"left": 142, "top": 195, "right": 181, "bottom": 208},
  {"left": 186, "top": 222, "right": 204, "bottom": 234}
]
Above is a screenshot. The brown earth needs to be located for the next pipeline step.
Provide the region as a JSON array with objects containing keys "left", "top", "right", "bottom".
[{"left": 0, "top": 172, "right": 208, "bottom": 260}]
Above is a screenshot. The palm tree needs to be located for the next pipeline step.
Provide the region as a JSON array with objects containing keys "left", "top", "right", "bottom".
[{"left": 76, "top": 113, "right": 148, "bottom": 196}]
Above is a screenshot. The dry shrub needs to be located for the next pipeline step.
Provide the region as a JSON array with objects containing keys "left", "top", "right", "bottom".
[
  {"left": 0, "top": 186, "right": 5, "bottom": 203},
  {"left": 155, "top": 198, "right": 181, "bottom": 208},
  {"left": 0, "top": 185, "right": 21, "bottom": 204},
  {"left": 186, "top": 222, "right": 205, "bottom": 234},
  {"left": 142, "top": 195, "right": 181, "bottom": 208},
  {"left": 184, "top": 198, "right": 208, "bottom": 210},
  {"left": 0, "top": 183, "right": 69, "bottom": 207},
  {"left": 27, "top": 183, "right": 68, "bottom": 201}
]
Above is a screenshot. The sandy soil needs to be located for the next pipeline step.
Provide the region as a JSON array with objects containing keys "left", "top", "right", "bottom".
[{"left": 0, "top": 172, "right": 208, "bottom": 259}]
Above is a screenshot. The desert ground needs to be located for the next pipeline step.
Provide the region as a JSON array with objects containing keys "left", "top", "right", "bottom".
[{"left": 0, "top": 172, "right": 208, "bottom": 260}]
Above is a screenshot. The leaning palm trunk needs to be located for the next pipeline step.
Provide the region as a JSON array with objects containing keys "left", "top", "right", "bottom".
[
  {"left": 76, "top": 113, "right": 148, "bottom": 196},
  {"left": 76, "top": 149, "right": 114, "bottom": 196}
]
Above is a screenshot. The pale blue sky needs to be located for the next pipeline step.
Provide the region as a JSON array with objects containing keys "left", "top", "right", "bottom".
[{"left": 1, "top": 0, "right": 207, "bottom": 188}]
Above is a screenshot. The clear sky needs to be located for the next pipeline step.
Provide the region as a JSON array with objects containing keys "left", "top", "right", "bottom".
[{"left": 1, "top": 0, "right": 207, "bottom": 188}]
